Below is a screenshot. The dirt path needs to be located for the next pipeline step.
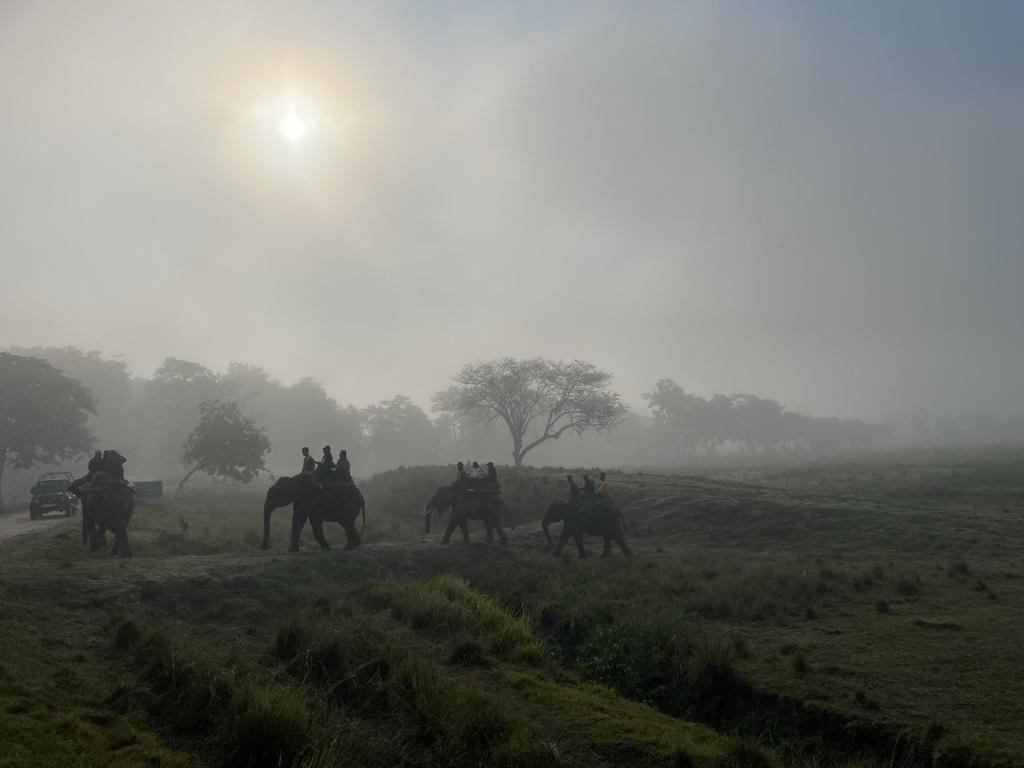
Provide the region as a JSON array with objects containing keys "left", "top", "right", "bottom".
[{"left": 0, "top": 511, "right": 70, "bottom": 543}]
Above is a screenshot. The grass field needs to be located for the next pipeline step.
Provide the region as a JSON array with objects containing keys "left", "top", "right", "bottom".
[{"left": 1, "top": 447, "right": 1022, "bottom": 766}]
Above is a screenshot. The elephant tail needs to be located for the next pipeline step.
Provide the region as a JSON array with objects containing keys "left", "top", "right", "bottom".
[{"left": 361, "top": 495, "right": 366, "bottom": 532}]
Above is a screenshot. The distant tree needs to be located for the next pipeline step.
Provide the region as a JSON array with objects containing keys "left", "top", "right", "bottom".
[
  {"left": 175, "top": 400, "right": 270, "bottom": 496},
  {"left": 9, "top": 345, "right": 136, "bottom": 428},
  {"left": 642, "top": 379, "right": 699, "bottom": 458},
  {"left": 134, "top": 358, "right": 224, "bottom": 473},
  {"left": 0, "top": 353, "right": 96, "bottom": 508},
  {"left": 731, "top": 393, "right": 785, "bottom": 453},
  {"left": 433, "top": 357, "right": 626, "bottom": 467},
  {"left": 362, "top": 395, "right": 438, "bottom": 470}
]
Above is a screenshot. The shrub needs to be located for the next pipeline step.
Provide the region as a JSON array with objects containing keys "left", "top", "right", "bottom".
[{"left": 228, "top": 686, "right": 309, "bottom": 768}]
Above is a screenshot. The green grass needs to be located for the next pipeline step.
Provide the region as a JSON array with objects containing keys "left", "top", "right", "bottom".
[
  {"left": 367, "top": 574, "right": 546, "bottom": 662},
  {"left": 3, "top": 447, "right": 1024, "bottom": 766},
  {"left": 0, "top": 593, "right": 201, "bottom": 768}
]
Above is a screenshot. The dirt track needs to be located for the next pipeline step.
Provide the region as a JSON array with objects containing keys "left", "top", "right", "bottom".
[{"left": 0, "top": 511, "right": 69, "bottom": 543}]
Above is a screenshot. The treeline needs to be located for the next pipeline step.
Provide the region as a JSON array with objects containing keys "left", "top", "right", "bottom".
[
  {"left": 5, "top": 347, "right": 1022, "bottom": 500},
  {"left": 643, "top": 379, "right": 880, "bottom": 459}
]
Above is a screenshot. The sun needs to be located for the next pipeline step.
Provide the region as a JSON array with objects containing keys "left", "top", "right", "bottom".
[{"left": 277, "top": 112, "right": 308, "bottom": 143}]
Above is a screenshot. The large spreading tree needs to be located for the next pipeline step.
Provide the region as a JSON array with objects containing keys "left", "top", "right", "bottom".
[
  {"left": 0, "top": 353, "right": 96, "bottom": 508},
  {"left": 433, "top": 357, "right": 626, "bottom": 467},
  {"left": 176, "top": 400, "right": 270, "bottom": 495}
]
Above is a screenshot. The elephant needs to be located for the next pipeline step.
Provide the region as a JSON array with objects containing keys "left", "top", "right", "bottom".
[
  {"left": 262, "top": 474, "right": 365, "bottom": 552},
  {"left": 69, "top": 475, "right": 134, "bottom": 557},
  {"left": 542, "top": 498, "right": 631, "bottom": 558},
  {"left": 424, "top": 485, "right": 508, "bottom": 545},
  {"left": 424, "top": 486, "right": 469, "bottom": 539}
]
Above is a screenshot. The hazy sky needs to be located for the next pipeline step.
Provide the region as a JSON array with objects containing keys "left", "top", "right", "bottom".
[{"left": 1, "top": 1, "right": 1021, "bottom": 420}]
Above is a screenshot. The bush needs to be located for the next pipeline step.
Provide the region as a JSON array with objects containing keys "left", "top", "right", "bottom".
[{"left": 228, "top": 686, "right": 309, "bottom": 768}]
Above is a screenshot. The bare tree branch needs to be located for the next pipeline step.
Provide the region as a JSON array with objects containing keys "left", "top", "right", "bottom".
[{"left": 433, "top": 357, "right": 626, "bottom": 466}]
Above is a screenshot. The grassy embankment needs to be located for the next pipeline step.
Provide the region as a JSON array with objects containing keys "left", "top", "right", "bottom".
[{"left": 1, "top": 447, "right": 1022, "bottom": 766}]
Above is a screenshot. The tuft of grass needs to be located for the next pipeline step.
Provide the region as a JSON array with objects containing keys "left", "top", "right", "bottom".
[
  {"left": 115, "top": 617, "right": 317, "bottom": 768},
  {"left": 228, "top": 686, "right": 309, "bottom": 768},
  {"left": 277, "top": 614, "right": 523, "bottom": 764},
  {"left": 367, "top": 574, "right": 546, "bottom": 663}
]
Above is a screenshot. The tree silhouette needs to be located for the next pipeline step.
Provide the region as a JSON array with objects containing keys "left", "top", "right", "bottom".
[
  {"left": 362, "top": 395, "right": 437, "bottom": 470},
  {"left": 176, "top": 400, "right": 270, "bottom": 496},
  {"left": 434, "top": 357, "right": 625, "bottom": 467},
  {"left": 0, "top": 353, "right": 96, "bottom": 508}
]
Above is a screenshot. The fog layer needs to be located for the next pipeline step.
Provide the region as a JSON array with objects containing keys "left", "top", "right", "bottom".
[{"left": 1, "top": 2, "right": 1021, "bottom": 419}]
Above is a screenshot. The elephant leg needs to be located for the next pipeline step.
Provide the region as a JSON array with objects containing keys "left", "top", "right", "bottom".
[
  {"left": 485, "top": 519, "right": 494, "bottom": 542},
  {"left": 493, "top": 518, "right": 508, "bottom": 545},
  {"left": 602, "top": 537, "right": 612, "bottom": 557},
  {"left": 343, "top": 523, "right": 361, "bottom": 550},
  {"left": 553, "top": 528, "right": 569, "bottom": 556},
  {"left": 441, "top": 515, "right": 459, "bottom": 544},
  {"left": 574, "top": 532, "right": 587, "bottom": 558},
  {"left": 424, "top": 511, "right": 432, "bottom": 535},
  {"left": 309, "top": 516, "right": 331, "bottom": 551},
  {"left": 89, "top": 526, "right": 106, "bottom": 552},
  {"left": 615, "top": 533, "right": 633, "bottom": 556},
  {"left": 114, "top": 526, "right": 132, "bottom": 558},
  {"left": 290, "top": 509, "right": 309, "bottom": 552}
]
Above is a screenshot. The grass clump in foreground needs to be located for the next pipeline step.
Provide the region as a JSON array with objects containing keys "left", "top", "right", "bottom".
[
  {"left": 578, "top": 619, "right": 745, "bottom": 722},
  {"left": 273, "top": 612, "right": 560, "bottom": 767},
  {"left": 113, "top": 617, "right": 329, "bottom": 768},
  {"left": 367, "top": 573, "right": 546, "bottom": 663},
  {"left": 0, "top": 594, "right": 200, "bottom": 768}
]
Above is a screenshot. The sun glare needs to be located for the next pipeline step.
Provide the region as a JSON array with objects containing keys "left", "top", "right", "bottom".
[{"left": 278, "top": 112, "right": 308, "bottom": 143}]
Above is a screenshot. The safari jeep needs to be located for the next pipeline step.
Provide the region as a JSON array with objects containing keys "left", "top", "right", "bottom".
[{"left": 29, "top": 472, "right": 79, "bottom": 519}]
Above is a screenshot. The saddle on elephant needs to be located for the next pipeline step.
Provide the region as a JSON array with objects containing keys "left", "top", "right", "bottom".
[
  {"left": 451, "top": 477, "right": 500, "bottom": 498},
  {"left": 78, "top": 471, "right": 134, "bottom": 494}
]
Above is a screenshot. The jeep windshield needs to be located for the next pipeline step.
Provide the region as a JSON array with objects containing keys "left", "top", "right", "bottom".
[{"left": 33, "top": 480, "right": 70, "bottom": 494}]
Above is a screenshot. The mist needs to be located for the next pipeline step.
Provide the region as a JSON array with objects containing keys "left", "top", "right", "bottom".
[{"left": 1, "top": 1, "right": 1021, "bottom": 425}]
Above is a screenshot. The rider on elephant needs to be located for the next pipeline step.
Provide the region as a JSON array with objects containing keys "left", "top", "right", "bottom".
[
  {"left": 470, "top": 461, "right": 485, "bottom": 480},
  {"left": 455, "top": 461, "right": 468, "bottom": 484},
  {"left": 486, "top": 461, "right": 499, "bottom": 490},
  {"left": 317, "top": 446, "right": 335, "bottom": 482},
  {"left": 567, "top": 475, "right": 580, "bottom": 504},
  {"left": 102, "top": 450, "right": 127, "bottom": 480},
  {"left": 301, "top": 447, "right": 316, "bottom": 475},
  {"left": 598, "top": 472, "right": 610, "bottom": 496},
  {"left": 337, "top": 450, "right": 352, "bottom": 482},
  {"left": 582, "top": 473, "right": 595, "bottom": 495},
  {"left": 88, "top": 450, "right": 103, "bottom": 474}
]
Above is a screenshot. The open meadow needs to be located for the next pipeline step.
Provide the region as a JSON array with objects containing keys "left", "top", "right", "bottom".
[{"left": 1, "top": 447, "right": 1022, "bottom": 767}]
